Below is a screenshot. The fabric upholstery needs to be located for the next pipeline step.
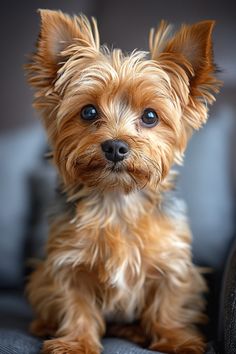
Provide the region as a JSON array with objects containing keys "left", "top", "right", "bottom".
[
  {"left": 0, "top": 330, "right": 218, "bottom": 354},
  {"left": 221, "top": 238, "right": 236, "bottom": 354},
  {"left": 0, "top": 124, "right": 46, "bottom": 288},
  {"left": 0, "top": 292, "right": 219, "bottom": 354},
  {"left": 0, "top": 330, "right": 41, "bottom": 354},
  {"left": 177, "top": 106, "right": 235, "bottom": 271}
]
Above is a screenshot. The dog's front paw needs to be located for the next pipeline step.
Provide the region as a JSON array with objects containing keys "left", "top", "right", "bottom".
[
  {"left": 30, "top": 319, "right": 56, "bottom": 338},
  {"left": 42, "top": 338, "right": 101, "bottom": 354},
  {"left": 150, "top": 337, "right": 206, "bottom": 354}
]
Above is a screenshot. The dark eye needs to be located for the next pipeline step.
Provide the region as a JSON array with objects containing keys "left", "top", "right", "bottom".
[
  {"left": 141, "top": 108, "right": 159, "bottom": 127},
  {"left": 81, "top": 105, "right": 98, "bottom": 121}
]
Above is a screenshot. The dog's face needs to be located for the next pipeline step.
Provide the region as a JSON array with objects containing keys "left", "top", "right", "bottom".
[{"left": 28, "top": 10, "right": 220, "bottom": 193}]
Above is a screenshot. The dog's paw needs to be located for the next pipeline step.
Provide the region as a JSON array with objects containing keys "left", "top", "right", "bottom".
[
  {"left": 30, "top": 319, "right": 56, "bottom": 338},
  {"left": 150, "top": 337, "right": 205, "bottom": 354},
  {"left": 107, "top": 323, "right": 149, "bottom": 346},
  {"left": 42, "top": 338, "right": 101, "bottom": 354}
]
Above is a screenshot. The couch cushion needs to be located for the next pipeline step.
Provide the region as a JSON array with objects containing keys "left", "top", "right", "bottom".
[
  {"left": 0, "top": 330, "right": 41, "bottom": 354},
  {"left": 178, "top": 106, "right": 235, "bottom": 271},
  {"left": 0, "top": 124, "right": 46, "bottom": 288},
  {"left": 0, "top": 291, "right": 218, "bottom": 354},
  {"left": 0, "top": 331, "right": 218, "bottom": 354},
  {"left": 0, "top": 292, "right": 32, "bottom": 331}
]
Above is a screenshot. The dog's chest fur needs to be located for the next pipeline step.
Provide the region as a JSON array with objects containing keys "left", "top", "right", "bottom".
[{"left": 49, "top": 185, "right": 190, "bottom": 322}]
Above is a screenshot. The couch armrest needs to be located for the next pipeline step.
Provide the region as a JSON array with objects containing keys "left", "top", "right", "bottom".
[{"left": 221, "top": 237, "right": 236, "bottom": 354}]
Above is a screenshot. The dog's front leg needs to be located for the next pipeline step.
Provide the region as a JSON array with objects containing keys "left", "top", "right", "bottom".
[
  {"left": 42, "top": 279, "right": 104, "bottom": 354},
  {"left": 141, "top": 264, "right": 207, "bottom": 354},
  {"left": 28, "top": 263, "right": 105, "bottom": 354}
]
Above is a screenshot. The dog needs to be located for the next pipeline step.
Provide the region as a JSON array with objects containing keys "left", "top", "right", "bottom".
[{"left": 26, "top": 9, "right": 221, "bottom": 354}]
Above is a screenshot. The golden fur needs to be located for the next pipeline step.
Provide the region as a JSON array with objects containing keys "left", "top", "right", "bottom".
[{"left": 26, "top": 9, "right": 221, "bottom": 354}]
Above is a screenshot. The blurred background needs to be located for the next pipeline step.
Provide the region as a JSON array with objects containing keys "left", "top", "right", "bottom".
[{"left": 0, "top": 0, "right": 235, "bottom": 343}]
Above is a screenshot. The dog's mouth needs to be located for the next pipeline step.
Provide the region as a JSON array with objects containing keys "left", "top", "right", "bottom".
[
  {"left": 75, "top": 159, "right": 126, "bottom": 173},
  {"left": 107, "top": 163, "right": 127, "bottom": 173},
  {"left": 73, "top": 155, "right": 156, "bottom": 191},
  {"left": 75, "top": 157, "right": 151, "bottom": 179}
]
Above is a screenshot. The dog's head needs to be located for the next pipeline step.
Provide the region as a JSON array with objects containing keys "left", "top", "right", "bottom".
[{"left": 27, "top": 10, "right": 220, "bottom": 193}]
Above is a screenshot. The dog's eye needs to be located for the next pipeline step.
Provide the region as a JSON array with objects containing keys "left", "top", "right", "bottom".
[
  {"left": 141, "top": 108, "right": 159, "bottom": 127},
  {"left": 81, "top": 105, "right": 98, "bottom": 121}
]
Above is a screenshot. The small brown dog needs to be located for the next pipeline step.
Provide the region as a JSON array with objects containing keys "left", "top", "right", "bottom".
[{"left": 26, "top": 9, "right": 221, "bottom": 354}]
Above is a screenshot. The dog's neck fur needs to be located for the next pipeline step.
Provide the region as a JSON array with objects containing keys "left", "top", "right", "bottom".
[
  {"left": 55, "top": 169, "right": 177, "bottom": 232},
  {"left": 47, "top": 169, "right": 188, "bottom": 298}
]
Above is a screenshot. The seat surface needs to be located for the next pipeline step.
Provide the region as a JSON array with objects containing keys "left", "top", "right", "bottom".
[{"left": 0, "top": 292, "right": 217, "bottom": 354}]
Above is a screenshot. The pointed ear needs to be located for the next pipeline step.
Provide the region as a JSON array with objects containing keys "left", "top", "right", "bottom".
[
  {"left": 27, "top": 9, "right": 99, "bottom": 89},
  {"left": 150, "top": 20, "right": 221, "bottom": 130},
  {"left": 38, "top": 9, "right": 99, "bottom": 62},
  {"left": 150, "top": 20, "right": 217, "bottom": 84},
  {"left": 167, "top": 21, "right": 214, "bottom": 69}
]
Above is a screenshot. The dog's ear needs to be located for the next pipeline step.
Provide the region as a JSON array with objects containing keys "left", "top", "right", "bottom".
[
  {"left": 27, "top": 9, "right": 100, "bottom": 90},
  {"left": 150, "top": 21, "right": 221, "bottom": 130}
]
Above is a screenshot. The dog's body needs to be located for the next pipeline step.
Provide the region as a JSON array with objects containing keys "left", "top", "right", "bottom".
[{"left": 26, "top": 10, "right": 220, "bottom": 354}]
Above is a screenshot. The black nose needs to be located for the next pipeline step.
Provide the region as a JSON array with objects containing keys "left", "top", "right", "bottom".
[{"left": 101, "top": 139, "right": 129, "bottom": 162}]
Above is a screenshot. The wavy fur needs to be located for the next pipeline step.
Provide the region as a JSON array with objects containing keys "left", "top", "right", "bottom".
[{"left": 26, "top": 10, "right": 221, "bottom": 354}]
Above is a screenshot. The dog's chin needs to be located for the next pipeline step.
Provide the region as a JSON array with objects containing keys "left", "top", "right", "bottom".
[
  {"left": 68, "top": 159, "right": 158, "bottom": 194},
  {"left": 79, "top": 166, "right": 154, "bottom": 194},
  {"left": 104, "top": 170, "right": 138, "bottom": 194},
  {"left": 81, "top": 169, "right": 137, "bottom": 194}
]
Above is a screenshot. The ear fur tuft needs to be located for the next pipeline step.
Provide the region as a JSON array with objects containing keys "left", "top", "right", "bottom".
[
  {"left": 150, "top": 20, "right": 222, "bottom": 131},
  {"left": 26, "top": 9, "right": 100, "bottom": 91},
  {"left": 38, "top": 9, "right": 100, "bottom": 61}
]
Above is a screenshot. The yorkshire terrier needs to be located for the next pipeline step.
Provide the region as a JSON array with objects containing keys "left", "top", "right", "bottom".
[{"left": 26, "top": 9, "right": 221, "bottom": 354}]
